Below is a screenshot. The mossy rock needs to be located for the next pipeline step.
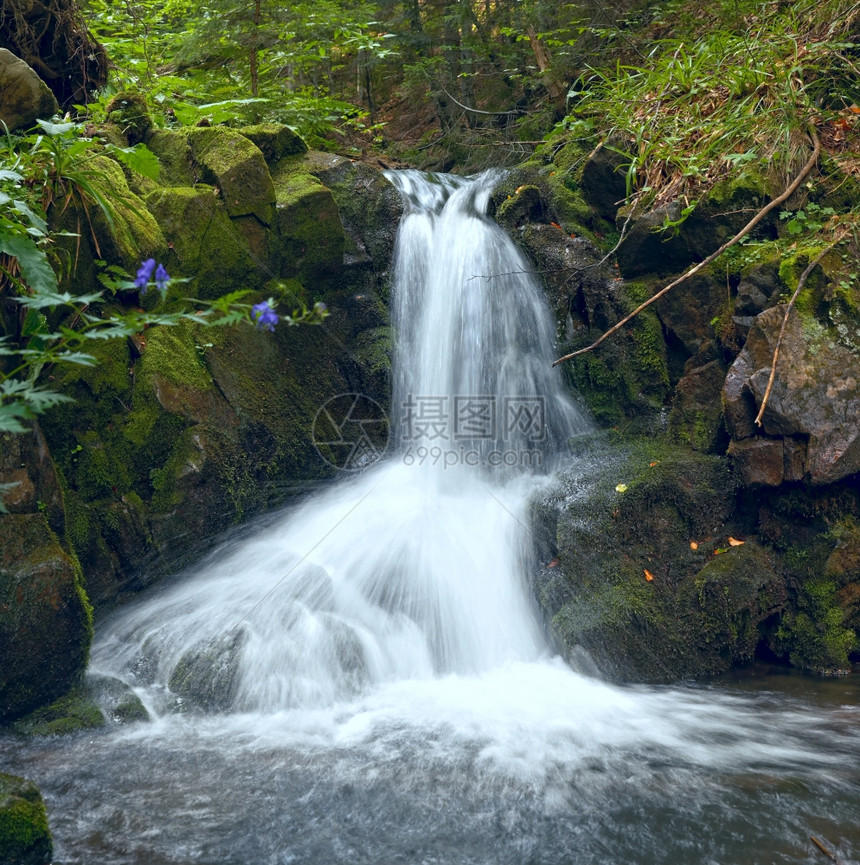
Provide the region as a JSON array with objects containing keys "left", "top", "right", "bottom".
[
  {"left": 87, "top": 155, "right": 166, "bottom": 271},
  {"left": 0, "top": 513, "right": 91, "bottom": 721},
  {"left": 530, "top": 434, "right": 780, "bottom": 682},
  {"left": 271, "top": 156, "right": 346, "bottom": 285},
  {"left": 239, "top": 123, "right": 308, "bottom": 162},
  {"left": 105, "top": 90, "right": 152, "bottom": 145},
  {"left": 145, "top": 186, "right": 258, "bottom": 299},
  {"left": 8, "top": 682, "right": 104, "bottom": 735},
  {"left": 0, "top": 774, "right": 52, "bottom": 865},
  {"left": 167, "top": 630, "right": 244, "bottom": 712},
  {"left": 146, "top": 129, "right": 195, "bottom": 187},
  {"left": 185, "top": 126, "right": 276, "bottom": 225}
]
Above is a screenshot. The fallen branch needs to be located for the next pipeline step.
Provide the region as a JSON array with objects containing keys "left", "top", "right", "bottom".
[
  {"left": 754, "top": 238, "right": 841, "bottom": 426},
  {"left": 811, "top": 834, "right": 840, "bottom": 862},
  {"left": 552, "top": 126, "right": 821, "bottom": 367}
]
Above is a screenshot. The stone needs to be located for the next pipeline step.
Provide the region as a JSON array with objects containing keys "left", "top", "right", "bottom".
[
  {"left": 579, "top": 137, "right": 631, "bottom": 220},
  {"left": 668, "top": 358, "right": 727, "bottom": 452},
  {"left": 239, "top": 123, "right": 308, "bottom": 162},
  {"left": 615, "top": 200, "right": 695, "bottom": 278},
  {"left": 105, "top": 90, "right": 152, "bottom": 145},
  {"left": 655, "top": 271, "right": 727, "bottom": 355},
  {"left": 724, "top": 305, "right": 860, "bottom": 484},
  {"left": 728, "top": 436, "right": 784, "bottom": 486},
  {"left": 306, "top": 153, "right": 403, "bottom": 275},
  {"left": 0, "top": 49, "right": 58, "bottom": 133},
  {"left": 0, "top": 773, "right": 52, "bottom": 865},
  {"left": 185, "top": 127, "right": 276, "bottom": 225},
  {"left": 0, "top": 513, "right": 91, "bottom": 721}
]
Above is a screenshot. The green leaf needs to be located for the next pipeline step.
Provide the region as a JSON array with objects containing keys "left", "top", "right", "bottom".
[
  {"left": 21, "top": 308, "right": 48, "bottom": 337},
  {"left": 0, "top": 231, "right": 58, "bottom": 293},
  {"left": 108, "top": 143, "right": 161, "bottom": 181},
  {"left": 12, "top": 199, "right": 48, "bottom": 234}
]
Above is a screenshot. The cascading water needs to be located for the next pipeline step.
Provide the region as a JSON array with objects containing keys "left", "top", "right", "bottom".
[{"left": 2, "top": 171, "right": 859, "bottom": 865}]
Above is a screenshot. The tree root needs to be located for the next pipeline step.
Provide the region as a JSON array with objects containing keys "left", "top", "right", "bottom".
[{"left": 552, "top": 126, "right": 822, "bottom": 367}]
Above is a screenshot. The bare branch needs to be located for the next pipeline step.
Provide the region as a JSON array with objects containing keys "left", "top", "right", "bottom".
[
  {"left": 552, "top": 126, "right": 822, "bottom": 367},
  {"left": 754, "top": 236, "right": 843, "bottom": 426}
]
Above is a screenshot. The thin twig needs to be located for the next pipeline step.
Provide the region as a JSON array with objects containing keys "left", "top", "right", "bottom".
[
  {"left": 810, "top": 835, "right": 839, "bottom": 863},
  {"left": 754, "top": 237, "right": 841, "bottom": 426},
  {"left": 440, "top": 87, "right": 521, "bottom": 116},
  {"left": 552, "top": 126, "right": 821, "bottom": 367}
]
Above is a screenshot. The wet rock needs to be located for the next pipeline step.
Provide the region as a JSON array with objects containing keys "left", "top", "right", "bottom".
[
  {"left": 168, "top": 630, "right": 244, "bottom": 712},
  {"left": 579, "top": 137, "right": 631, "bottom": 220},
  {"left": 496, "top": 184, "right": 546, "bottom": 227},
  {"left": 0, "top": 49, "right": 58, "bottom": 133},
  {"left": 680, "top": 172, "right": 774, "bottom": 259},
  {"left": 668, "top": 358, "right": 727, "bottom": 452},
  {"left": 728, "top": 436, "right": 784, "bottom": 487},
  {"left": 530, "top": 435, "right": 780, "bottom": 682},
  {"left": 615, "top": 201, "right": 694, "bottom": 278},
  {"left": 8, "top": 682, "right": 105, "bottom": 736},
  {"left": 0, "top": 513, "right": 91, "bottom": 722},
  {"left": 0, "top": 773, "right": 52, "bottom": 865},
  {"left": 723, "top": 305, "right": 860, "bottom": 484},
  {"left": 655, "top": 271, "right": 726, "bottom": 355},
  {"left": 305, "top": 152, "right": 403, "bottom": 276}
]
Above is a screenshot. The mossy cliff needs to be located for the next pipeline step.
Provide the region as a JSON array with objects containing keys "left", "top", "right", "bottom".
[
  {"left": 1, "top": 116, "right": 401, "bottom": 722},
  {"left": 505, "top": 134, "right": 860, "bottom": 678}
]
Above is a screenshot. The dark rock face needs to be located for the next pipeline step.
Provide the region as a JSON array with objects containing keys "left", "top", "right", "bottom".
[
  {"left": 723, "top": 305, "right": 860, "bottom": 485},
  {"left": 531, "top": 435, "right": 785, "bottom": 682},
  {"left": 0, "top": 49, "right": 58, "bottom": 132},
  {"left": 0, "top": 773, "right": 52, "bottom": 865},
  {"left": 579, "top": 139, "right": 630, "bottom": 221}
]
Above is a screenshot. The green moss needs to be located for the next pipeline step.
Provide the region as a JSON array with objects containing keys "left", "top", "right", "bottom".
[
  {"left": 146, "top": 129, "right": 195, "bottom": 187},
  {"left": 88, "top": 155, "right": 166, "bottom": 270},
  {"left": 105, "top": 90, "right": 152, "bottom": 145},
  {"left": 239, "top": 123, "right": 308, "bottom": 162},
  {"left": 145, "top": 186, "right": 257, "bottom": 300},
  {"left": 0, "top": 774, "right": 52, "bottom": 865},
  {"left": 9, "top": 685, "right": 105, "bottom": 736},
  {"left": 185, "top": 127, "right": 276, "bottom": 224},
  {"left": 139, "top": 321, "right": 213, "bottom": 390},
  {"left": 776, "top": 578, "right": 857, "bottom": 672},
  {"left": 271, "top": 159, "right": 345, "bottom": 284}
]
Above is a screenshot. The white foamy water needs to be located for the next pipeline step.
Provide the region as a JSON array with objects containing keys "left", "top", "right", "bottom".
[{"left": 4, "top": 171, "right": 859, "bottom": 865}]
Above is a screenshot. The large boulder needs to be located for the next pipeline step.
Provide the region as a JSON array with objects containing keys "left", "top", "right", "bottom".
[
  {"left": 723, "top": 304, "right": 860, "bottom": 484},
  {"left": 0, "top": 49, "right": 58, "bottom": 133},
  {"left": 531, "top": 435, "right": 785, "bottom": 681},
  {"left": 0, "top": 774, "right": 52, "bottom": 865}
]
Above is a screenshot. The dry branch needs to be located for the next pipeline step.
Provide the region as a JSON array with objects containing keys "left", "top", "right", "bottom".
[
  {"left": 552, "top": 126, "right": 822, "bottom": 367},
  {"left": 753, "top": 238, "right": 842, "bottom": 426}
]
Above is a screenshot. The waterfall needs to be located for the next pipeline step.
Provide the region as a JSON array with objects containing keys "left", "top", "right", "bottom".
[
  {"left": 92, "top": 170, "right": 590, "bottom": 713},
  {"left": 5, "top": 171, "right": 859, "bottom": 865}
]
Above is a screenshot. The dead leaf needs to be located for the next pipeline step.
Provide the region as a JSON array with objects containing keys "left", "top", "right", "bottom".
[
  {"left": 644, "top": 569, "right": 654, "bottom": 582},
  {"left": 649, "top": 461, "right": 660, "bottom": 467},
  {"left": 548, "top": 557, "right": 559, "bottom": 568},
  {"left": 728, "top": 537, "right": 745, "bottom": 546},
  {"left": 690, "top": 541, "right": 698, "bottom": 550}
]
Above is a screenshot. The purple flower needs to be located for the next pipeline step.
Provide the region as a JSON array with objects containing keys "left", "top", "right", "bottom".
[
  {"left": 134, "top": 258, "right": 156, "bottom": 290},
  {"left": 251, "top": 300, "right": 278, "bottom": 332},
  {"left": 154, "top": 263, "right": 170, "bottom": 293},
  {"left": 313, "top": 301, "right": 328, "bottom": 315}
]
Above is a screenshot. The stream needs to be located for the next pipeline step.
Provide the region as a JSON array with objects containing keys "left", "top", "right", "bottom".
[{"left": 2, "top": 170, "right": 859, "bottom": 864}]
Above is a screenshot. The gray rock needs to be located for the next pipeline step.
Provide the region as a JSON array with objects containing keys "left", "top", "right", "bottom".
[
  {"left": 723, "top": 305, "right": 860, "bottom": 484},
  {"left": 0, "top": 49, "right": 59, "bottom": 133}
]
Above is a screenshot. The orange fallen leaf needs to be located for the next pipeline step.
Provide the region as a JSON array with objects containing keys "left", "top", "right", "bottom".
[
  {"left": 649, "top": 460, "right": 660, "bottom": 467},
  {"left": 547, "top": 557, "right": 560, "bottom": 568},
  {"left": 550, "top": 221, "right": 563, "bottom": 230},
  {"left": 849, "top": 104, "right": 860, "bottom": 114},
  {"left": 644, "top": 569, "right": 654, "bottom": 582},
  {"left": 728, "top": 537, "right": 745, "bottom": 546},
  {"left": 690, "top": 541, "right": 698, "bottom": 550},
  {"left": 515, "top": 185, "right": 527, "bottom": 195}
]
